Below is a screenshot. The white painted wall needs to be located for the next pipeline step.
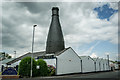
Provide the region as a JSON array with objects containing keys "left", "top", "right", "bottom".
[
  {"left": 91, "top": 58, "right": 110, "bottom": 72},
  {"left": 99, "top": 59, "right": 110, "bottom": 71},
  {"left": 44, "top": 59, "right": 56, "bottom": 68},
  {"left": 80, "top": 56, "right": 95, "bottom": 73},
  {"left": 94, "top": 59, "right": 101, "bottom": 71},
  {"left": 100, "top": 59, "right": 105, "bottom": 71},
  {"left": 104, "top": 60, "right": 110, "bottom": 71},
  {"left": 56, "top": 48, "right": 81, "bottom": 75}
]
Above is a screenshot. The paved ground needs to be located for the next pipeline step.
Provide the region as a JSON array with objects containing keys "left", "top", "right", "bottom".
[
  {"left": 67, "top": 70, "right": 119, "bottom": 78},
  {"left": 2, "top": 70, "right": 120, "bottom": 80}
]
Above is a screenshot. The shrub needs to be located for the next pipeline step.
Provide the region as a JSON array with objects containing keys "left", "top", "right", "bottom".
[
  {"left": 18, "top": 57, "right": 37, "bottom": 77},
  {"left": 36, "top": 59, "right": 48, "bottom": 76},
  {"left": 48, "top": 65, "right": 55, "bottom": 76}
]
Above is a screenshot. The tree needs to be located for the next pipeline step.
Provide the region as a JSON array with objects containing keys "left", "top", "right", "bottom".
[
  {"left": 18, "top": 57, "right": 37, "bottom": 77},
  {"left": 5, "top": 53, "right": 9, "bottom": 57},
  {"left": 0, "top": 52, "right": 12, "bottom": 60},
  {"left": 8, "top": 56, "right": 12, "bottom": 59},
  {"left": 5, "top": 53, "right": 12, "bottom": 59},
  {"left": 36, "top": 59, "right": 48, "bottom": 76}
]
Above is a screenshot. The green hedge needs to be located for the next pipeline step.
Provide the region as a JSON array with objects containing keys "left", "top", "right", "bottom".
[
  {"left": 18, "top": 57, "right": 49, "bottom": 77},
  {"left": 18, "top": 57, "right": 37, "bottom": 77},
  {"left": 36, "top": 59, "right": 48, "bottom": 76}
]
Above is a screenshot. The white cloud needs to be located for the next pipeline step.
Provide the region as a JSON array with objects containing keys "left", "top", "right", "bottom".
[
  {"left": 109, "top": 2, "right": 118, "bottom": 10},
  {"left": 90, "top": 53, "right": 98, "bottom": 58},
  {"left": 105, "top": 52, "right": 110, "bottom": 55}
]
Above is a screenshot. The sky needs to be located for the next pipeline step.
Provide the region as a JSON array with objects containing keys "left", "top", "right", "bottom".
[{"left": 0, "top": 1, "right": 119, "bottom": 61}]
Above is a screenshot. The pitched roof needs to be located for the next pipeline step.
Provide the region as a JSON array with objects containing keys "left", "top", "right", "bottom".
[
  {"left": 92, "top": 58, "right": 108, "bottom": 62},
  {"left": 6, "top": 47, "right": 73, "bottom": 65},
  {"left": 2, "top": 58, "right": 15, "bottom": 64},
  {"left": 92, "top": 58, "right": 99, "bottom": 61},
  {"left": 6, "top": 47, "right": 81, "bottom": 65},
  {"left": 54, "top": 47, "right": 70, "bottom": 56},
  {"left": 79, "top": 56, "right": 95, "bottom": 61},
  {"left": 6, "top": 51, "right": 45, "bottom": 65}
]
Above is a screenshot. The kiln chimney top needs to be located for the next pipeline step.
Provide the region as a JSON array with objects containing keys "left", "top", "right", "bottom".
[{"left": 52, "top": 7, "right": 59, "bottom": 16}]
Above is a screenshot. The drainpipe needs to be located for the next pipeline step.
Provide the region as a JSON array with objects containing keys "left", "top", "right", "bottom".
[
  {"left": 99, "top": 62, "right": 101, "bottom": 71},
  {"left": 81, "top": 60, "right": 82, "bottom": 73},
  {"left": 94, "top": 62, "right": 96, "bottom": 72}
]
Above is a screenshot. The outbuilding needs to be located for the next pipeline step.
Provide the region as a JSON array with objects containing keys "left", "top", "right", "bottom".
[
  {"left": 103, "top": 59, "right": 110, "bottom": 71},
  {"left": 99, "top": 59, "right": 105, "bottom": 71},
  {"left": 55, "top": 47, "right": 81, "bottom": 75},
  {"left": 79, "top": 56, "right": 95, "bottom": 73},
  {"left": 93, "top": 58, "right": 101, "bottom": 72},
  {"left": 94, "top": 58, "right": 110, "bottom": 72}
]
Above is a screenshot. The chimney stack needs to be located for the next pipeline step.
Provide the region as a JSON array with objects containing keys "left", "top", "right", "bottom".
[{"left": 46, "top": 7, "right": 65, "bottom": 54}]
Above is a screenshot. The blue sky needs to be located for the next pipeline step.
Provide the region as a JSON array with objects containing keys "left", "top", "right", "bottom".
[
  {"left": 94, "top": 4, "right": 118, "bottom": 21},
  {"left": 77, "top": 40, "right": 118, "bottom": 60}
]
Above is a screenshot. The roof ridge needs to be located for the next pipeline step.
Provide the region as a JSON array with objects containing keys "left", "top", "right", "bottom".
[{"left": 55, "top": 47, "right": 70, "bottom": 56}]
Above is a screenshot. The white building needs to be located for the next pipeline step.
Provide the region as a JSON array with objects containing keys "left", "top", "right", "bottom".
[
  {"left": 93, "top": 58, "right": 111, "bottom": 72},
  {"left": 55, "top": 47, "right": 81, "bottom": 75},
  {"left": 44, "top": 59, "right": 56, "bottom": 67},
  {"left": 99, "top": 59, "right": 106, "bottom": 71},
  {"left": 37, "top": 47, "right": 82, "bottom": 75},
  {"left": 103, "top": 59, "right": 110, "bottom": 71},
  {"left": 93, "top": 58, "right": 100, "bottom": 72},
  {"left": 79, "top": 56, "right": 95, "bottom": 73}
]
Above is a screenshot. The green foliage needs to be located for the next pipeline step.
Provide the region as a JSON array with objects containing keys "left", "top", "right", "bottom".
[
  {"left": 48, "top": 65, "right": 55, "bottom": 76},
  {"left": 0, "top": 52, "right": 12, "bottom": 60},
  {"left": 5, "top": 53, "right": 12, "bottom": 59},
  {"left": 18, "top": 57, "right": 37, "bottom": 77},
  {"left": 110, "top": 60, "right": 116, "bottom": 63},
  {"left": 5, "top": 54, "right": 9, "bottom": 57},
  {"left": 18, "top": 57, "right": 49, "bottom": 77},
  {"left": 36, "top": 59, "right": 48, "bottom": 76},
  {"left": 8, "top": 56, "right": 11, "bottom": 59}
]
